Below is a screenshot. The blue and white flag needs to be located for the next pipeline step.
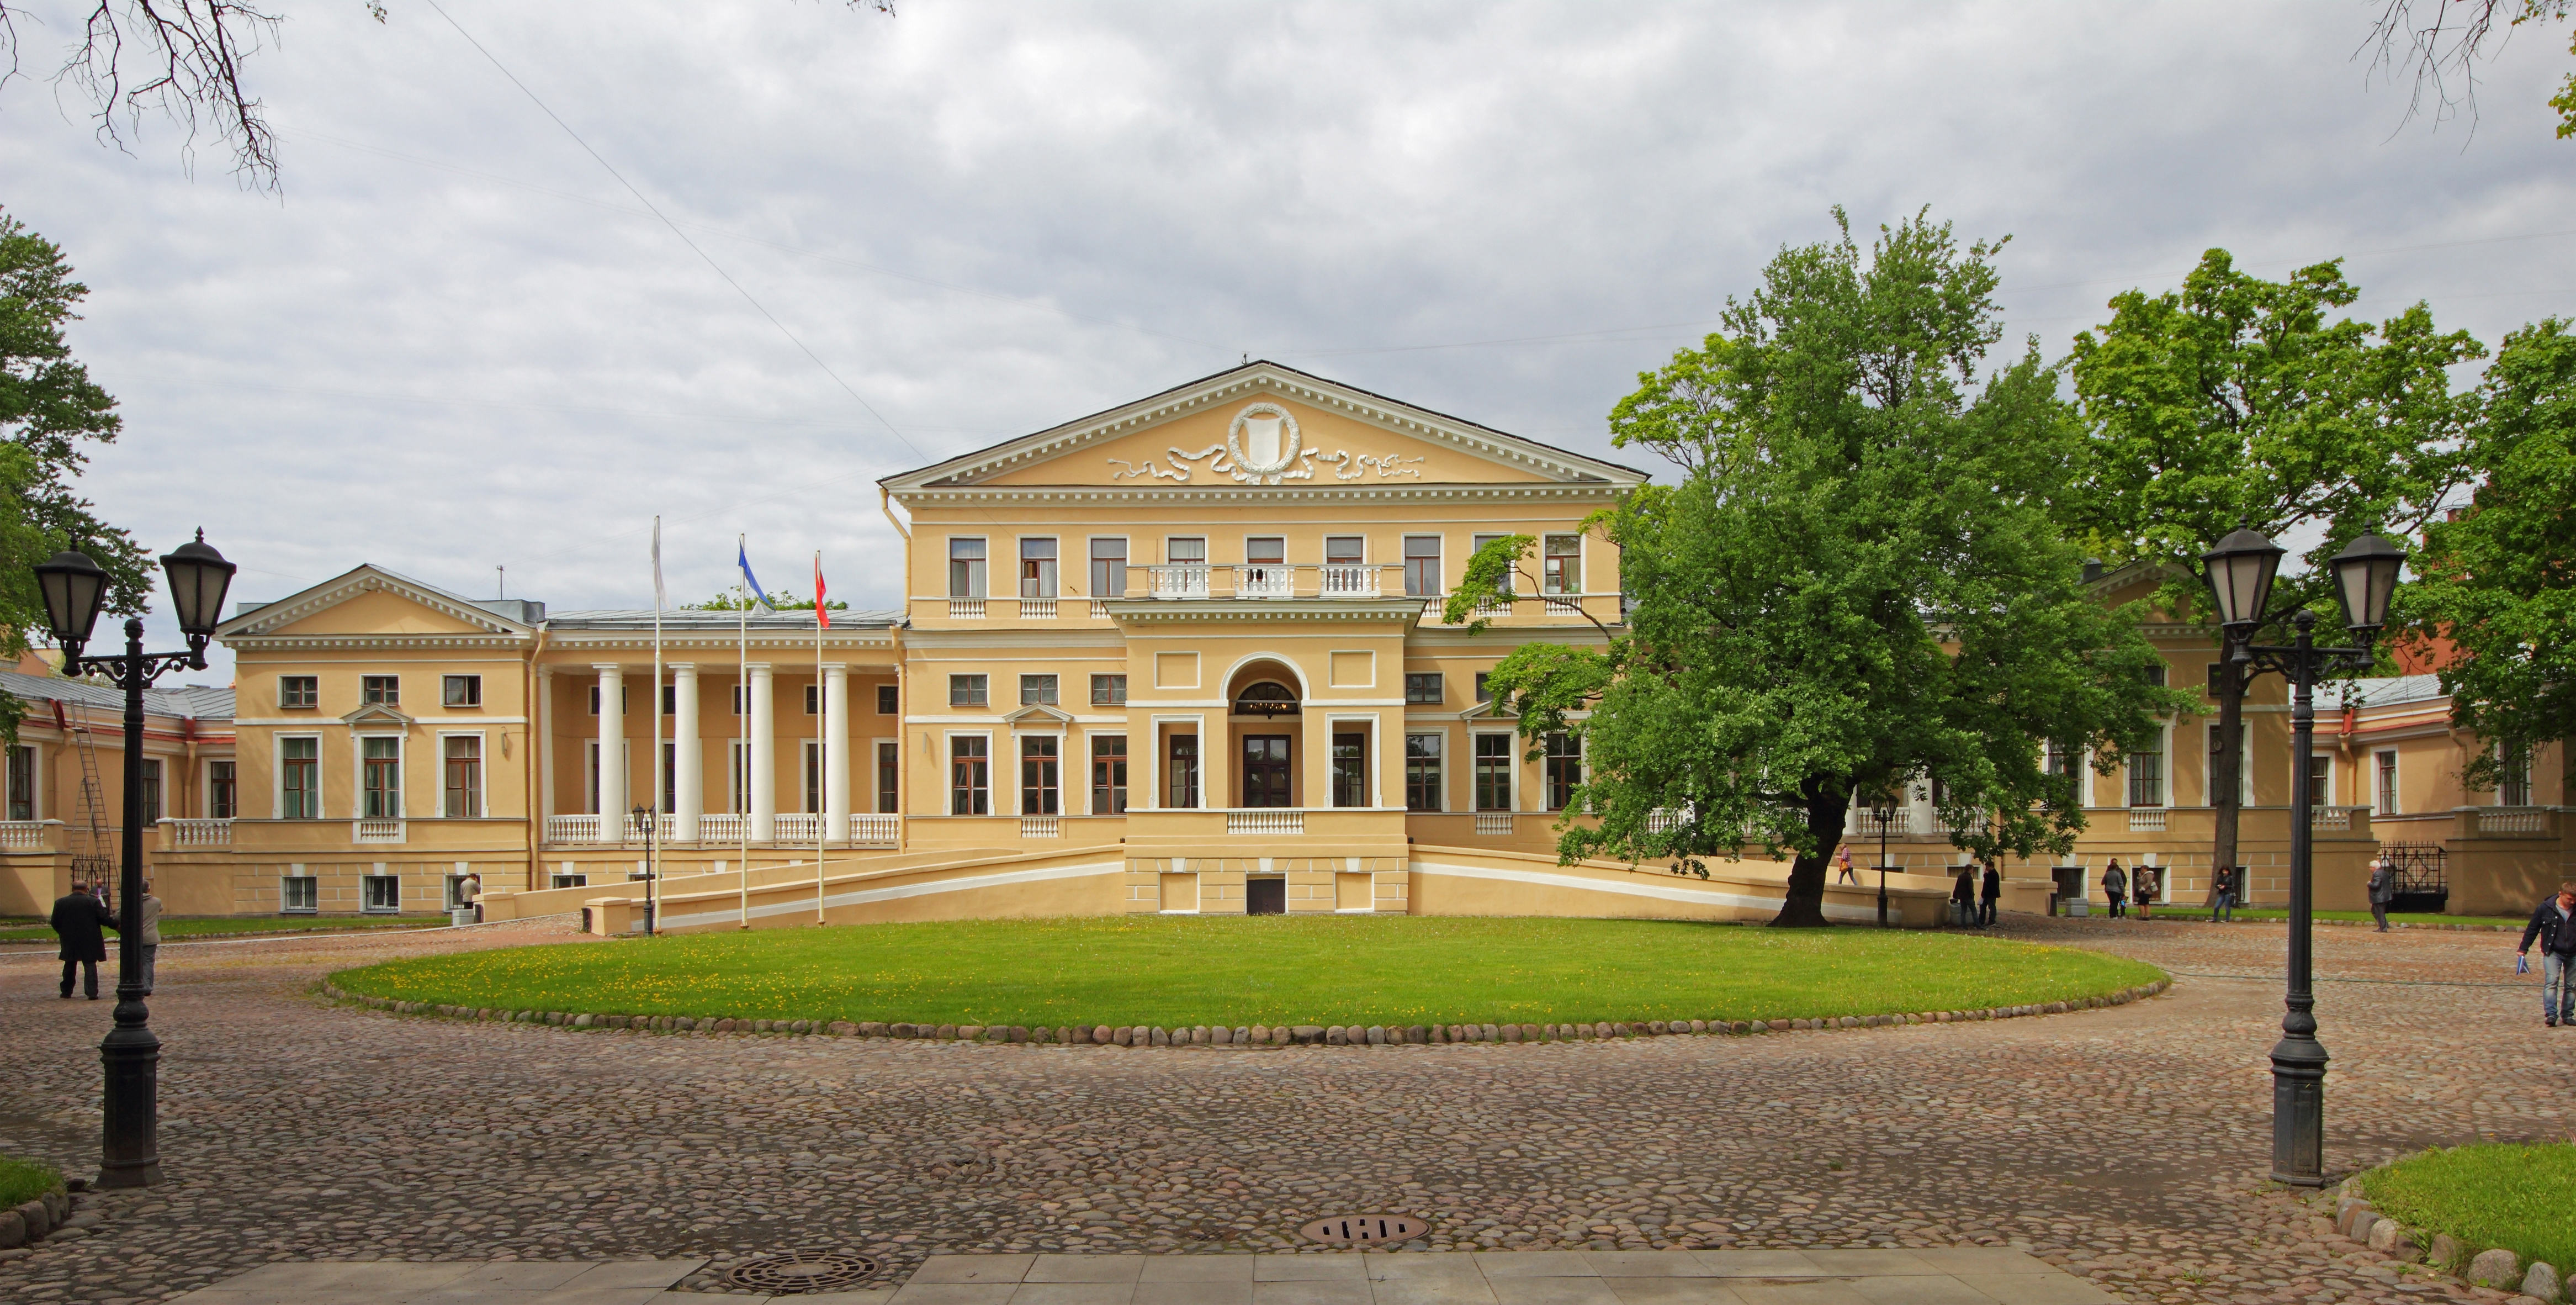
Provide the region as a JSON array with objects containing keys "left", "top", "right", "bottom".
[{"left": 738, "top": 536, "right": 776, "bottom": 615}]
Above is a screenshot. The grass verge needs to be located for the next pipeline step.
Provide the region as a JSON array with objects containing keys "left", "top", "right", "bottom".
[
  {"left": 330, "top": 915, "right": 2164, "bottom": 1029},
  {"left": 2361, "top": 1143, "right": 2576, "bottom": 1272},
  {"left": 2220, "top": 910, "right": 2526, "bottom": 928},
  {"left": 0, "top": 1155, "right": 64, "bottom": 1210},
  {"left": 0, "top": 915, "right": 436, "bottom": 943}
]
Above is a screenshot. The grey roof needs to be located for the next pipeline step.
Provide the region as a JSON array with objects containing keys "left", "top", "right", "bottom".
[
  {"left": 543, "top": 608, "right": 900, "bottom": 632},
  {"left": 2331, "top": 675, "right": 2448, "bottom": 710},
  {"left": 0, "top": 668, "right": 235, "bottom": 722}
]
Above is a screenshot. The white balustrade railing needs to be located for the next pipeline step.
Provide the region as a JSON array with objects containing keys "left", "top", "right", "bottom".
[
  {"left": 2125, "top": 807, "right": 2168, "bottom": 832},
  {"left": 545, "top": 814, "right": 605, "bottom": 844},
  {"left": 1020, "top": 597, "right": 1057, "bottom": 620},
  {"left": 0, "top": 820, "right": 52, "bottom": 851},
  {"left": 775, "top": 813, "right": 821, "bottom": 843},
  {"left": 1543, "top": 591, "right": 1585, "bottom": 615},
  {"left": 167, "top": 818, "right": 232, "bottom": 847},
  {"left": 353, "top": 818, "right": 405, "bottom": 843},
  {"left": 1849, "top": 809, "right": 1912, "bottom": 836},
  {"left": 1475, "top": 812, "right": 1514, "bottom": 837},
  {"left": 1148, "top": 564, "right": 1211, "bottom": 599},
  {"left": 2312, "top": 806, "right": 2354, "bottom": 832},
  {"left": 947, "top": 597, "right": 985, "bottom": 620},
  {"left": 1472, "top": 594, "right": 1515, "bottom": 617},
  {"left": 850, "top": 813, "right": 900, "bottom": 846},
  {"left": 1645, "top": 805, "right": 1693, "bottom": 834},
  {"left": 1021, "top": 815, "right": 1060, "bottom": 839},
  {"left": 1090, "top": 599, "right": 1113, "bottom": 618},
  {"left": 1235, "top": 564, "right": 1294, "bottom": 599},
  {"left": 2477, "top": 806, "right": 2546, "bottom": 836},
  {"left": 1227, "top": 809, "right": 1304, "bottom": 835},
  {"left": 1934, "top": 811, "right": 1989, "bottom": 836},
  {"left": 1321, "top": 564, "right": 1379, "bottom": 598},
  {"left": 697, "top": 812, "right": 745, "bottom": 843}
]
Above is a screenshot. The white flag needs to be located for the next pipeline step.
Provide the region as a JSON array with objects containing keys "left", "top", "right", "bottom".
[{"left": 651, "top": 516, "right": 667, "bottom": 612}]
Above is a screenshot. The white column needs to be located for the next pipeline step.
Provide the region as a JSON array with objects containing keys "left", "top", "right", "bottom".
[
  {"left": 672, "top": 663, "right": 701, "bottom": 841},
  {"left": 537, "top": 665, "right": 555, "bottom": 820},
  {"left": 824, "top": 664, "right": 851, "bottom": 841},
  {"left": 594, "top": 665, "right": 624, "bottom": 818},
  {"left": 749, "top": 662, "right": 776, "bottom": 842}
]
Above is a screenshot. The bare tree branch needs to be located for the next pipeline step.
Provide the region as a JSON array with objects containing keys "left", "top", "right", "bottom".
[{"left": 2364, "top": 0, "right": 2572, "bottom": 135}]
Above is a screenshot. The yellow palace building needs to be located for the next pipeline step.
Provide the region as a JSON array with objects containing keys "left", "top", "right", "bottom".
[{"left": 15, "top": 362, "right": 2555, "bottom": 929}]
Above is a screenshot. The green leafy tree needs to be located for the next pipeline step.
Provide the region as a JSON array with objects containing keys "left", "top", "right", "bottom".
[
  {"left": 2066, "top": 251, "right": 2482, "bottom": 875},
  {"left": 685, "top": 589, "right": 847, "bottom": 612},
  {"left": 1489, "top": 209, "right": 2191, "bottom": 927},
  {"left": 2393, "top": 317, "right": 2576, "bottom": 790}
]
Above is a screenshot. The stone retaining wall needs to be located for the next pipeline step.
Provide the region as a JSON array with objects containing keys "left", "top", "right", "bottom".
[{"left": 315, "top": 978, "right": 2172, "bottom": 1047}]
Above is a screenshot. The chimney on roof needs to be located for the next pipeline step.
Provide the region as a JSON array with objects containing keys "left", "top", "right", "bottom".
[{"left": 2081, "top": 558, "right": 2105, "bottom": 584}]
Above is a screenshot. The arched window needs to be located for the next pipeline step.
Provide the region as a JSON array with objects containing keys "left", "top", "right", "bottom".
[{"left": 1232, "top": 680, "right": 1298, "bottom": 717}]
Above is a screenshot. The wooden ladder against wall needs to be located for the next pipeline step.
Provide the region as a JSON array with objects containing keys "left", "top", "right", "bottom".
[{"left": 64, "top": 698, "right": 114, "bottom": 905}]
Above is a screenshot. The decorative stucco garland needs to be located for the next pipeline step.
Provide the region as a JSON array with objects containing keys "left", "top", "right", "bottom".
[{"left": 316, "top": 978, "right": 2170, "bottom": 1046}]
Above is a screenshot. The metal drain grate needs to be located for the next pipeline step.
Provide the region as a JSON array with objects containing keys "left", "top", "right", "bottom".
[
  {"left": 726, "top": 1249, "right": 881, "bottom": 1294},
  {"left": 1299, "top": 1214, "right": 1425, "bottom": 1246}
]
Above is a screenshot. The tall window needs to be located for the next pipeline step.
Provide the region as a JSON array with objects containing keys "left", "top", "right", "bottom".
[
  {"left": 1020, "top": 674, "right": 1059, "bottom": 706},
  {"left": 1544, "top": 732, "right": 1581, "bottom": 811},
  {"left": 1473, "top": 733, "right": 1513, "bottom": 812},
  {"left": 1090, "top": 674, "right": 1127, "bottom": 706},
  {"left": 950, "top": 674, "right": 988, "bottom": 707},
  {"left": 1090, "top": 538, "right": 1127, "bottom": 599},
  {"left": 443, "top": 736, "right": 483, "bottom": 817},
  {"left": 877, "top": 741, "right": 899, "bottom": 813},
  {"left": 282, "top": 738, "right": 319, "bottom": 817},
  {"left": 362, "top": 675, "right": 400, "bottom": 706},
  {"left": 729, "top": 741, "right": 750, "bottom": 814},
  {"left": 1405, "top": 732, "right": 1443, "bottom": 812},
  {"left": 1331, "top": 732, "right": 1366, "bottom": 808},
  {"left": 2307, "top": 752, "right": 2331, "bottom": 806},
  {"left": 362, "top": 738, "right": 401, "bottom": 817},
  {"left": 1471, "top": 534, "right": 1513, "bottom": 594},
  {"left": 877, "top": 684, "right": 899, "bottom": 714},
  {"left": 1167, "top": 735, "right": 1199, "bottom": 809},
  {"left": 804, "top": 684, "right": 821, "bottom": 715},
  {"left": 6, "top": 744, "right": 33, "bottom": 821},
  {"left": 1019, "top": 538, "right": 1058, "bottom": 599},
  {"left": 1474, "top": 672, "right": 1491, "bottom": 703},
  {"left": 948, "top": 538, "right": 987, "bottom": 597},
  {"left": 2500, "top": 743, "right": 2533, "bottom": 807},
  {"left": 1404, "top": 673, "right": 1444, "bottom": 705},
  {"left": 207, "top": 759, "right": 235, "bottom": 820},
  {"left": 279, "top": 675, "right": 317, "bottom": 709},
  {"left": 662, "top": 741, "right": 676, "bottom": 813},
  {"left": 804, "top": 741, "right": 821, "bottom": 813},
  {"left": 589, "top": 685, "right": 627, "bottom": 715},
  {"left": 1166, "top": 537, "right": 1206, "bottom": 566},
  {"left": 2205, "top": 722, "right": 2249, "bottom": 806},
  {"left": 140, "top": 759, "right": 162, "bottom": 824},
  {"left": 2126, "top": 736, "right": 2164, "bottom": 809},
  {"left": 1020, "top": 736, "right": 1059, "bottom": 815},
  {"left": 2375, "top": 751, "right": 2400, "bottom": 815},
  {"left": 1325, "top": 536, "right": 1364, "bottom": 566},
  {"left": 1543, "top": 535, "right": 1581, "bottom": 594},
  {"left": 951, "top": 737, "right": 989, "bottom": 815},
  {"left": 1403, "top": 536, "right": 1442, "bottom": 596},
  {"left": 1090, "top": 735, "right": 1127, "bottom": 815},
  {"left": 443, "top": 675, "right": 482, "bottom": 707}
]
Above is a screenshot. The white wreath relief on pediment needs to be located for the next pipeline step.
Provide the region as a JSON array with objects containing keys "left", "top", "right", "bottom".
[{"left": 1106, "top": 401, "right": 1429, "bottom": 485}]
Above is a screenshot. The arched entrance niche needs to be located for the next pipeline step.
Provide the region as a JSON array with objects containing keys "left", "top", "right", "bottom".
[{"left": 1225, "top": 658, "right": 1304, "bottom": 915}]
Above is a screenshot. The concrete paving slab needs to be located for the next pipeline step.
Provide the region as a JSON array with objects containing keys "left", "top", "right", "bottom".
[
  {"left": 1366, "top": 1252, "right": 1490, "bottom": 1280},
  {"left": 888, "top": 1285, "right": 1020, "bottom": 1305},
  {"left": 1136, "top": 1284, "right": 1255, "bottom": 1305},
  {"left": 1487, "top": 1278, "right": 1625, "bottom": 1305},
  {"left": 1722, "top": 1282, "right": 1875, "bottom": 1305},
  {"left": 914, "top": 1255, "right": 1038, "bottom": 1284},
  {"left": 1846, "top": 1274, "right": 1999, "bottom": 1305},
  {"left": 1472, "top": 1251, "right": 1598, "bottom": 1279},
  {"left": 1139, "top": 1254, "right": 1258, "bottom": 1281},
  {"left": 1250, "top": 1279, "right": 1375, "bottom": 1304},
  {"left": 1007, "top": 1283, "right": 1137, "bottom": 1304},
  {"left": 1025, "top": 1254, "right": 1148, "bottom": 1284},
  {"left": 1255, "top": 1254, "right": 1371, "bottom": 1281},
  {"left": 1952, "top": 1274, "right": 2113, "bottom": 1304},
  {"left": 1900, "top": 1248, "right": 2047, "bottom": 1275},
  {"left": 1688, "top": 1251, "right": 1826, "bottom": 1278},
  {"left": 559, "top": 1260, "right": 705, "bottom": 1289},
  {"left": 1582, "top": 1251, "right": 1712, "bottom": 1278},
  {"left": 449, "top": 1263, "right": 602, "bottom": 1291},
  {"left": 1367, "top": 1276, "right": 1501, "bottom": 1304},
  {"left": 1604, "top": 1281, "right": 1753, "bottom": 1304}
]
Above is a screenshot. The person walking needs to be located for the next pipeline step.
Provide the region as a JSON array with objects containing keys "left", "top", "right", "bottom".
[
  {"left": 1833, "top": 844, "right": 1858, "bottom": 885},
  {"left": 457, "top": 871, "right": 483, "bottom": 924},
  {"left": 136, "top": 880, "right": 163, "bottom": 995},
  {"left": 2101, "top": 858, "right": 2128, "bottom": 920},
  {"left": 2516, "top": 880, "right": 2576, "bottom": 1027},
  {"left": 1950, "top": 864, "right": 1977, "bottom": 927},
  {"left": 2132, "top": 863, "right": 2158, "bottom": 921},
  {"left": 1979, "top": 860, "right": 2001, "bottom": 926},
  {"left": 2367, "top": 858, "right": 2394, "bottom": 932},
  {"left": 2209, "top": 864, "right": 2238, "bottom": 923},
  {"left": 50, "top": 880, "right": 115, "bottom": 1000}
]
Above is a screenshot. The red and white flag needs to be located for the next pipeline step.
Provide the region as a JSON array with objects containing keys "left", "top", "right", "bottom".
[{"left": 814, "top": 553, "right": 829, "bottom": 629}]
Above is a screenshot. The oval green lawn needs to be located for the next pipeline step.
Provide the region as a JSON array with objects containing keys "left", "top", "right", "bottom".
[
  {"left": 332, "top": 916, "right": 2160, "bottom": 1029},
  {"left": 2362, "top": 1143, "right": 2576, "bottom": 1274}
]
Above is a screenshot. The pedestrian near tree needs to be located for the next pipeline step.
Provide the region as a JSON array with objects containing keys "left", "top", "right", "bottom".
[
  {"left": 2516, "top": 879, "right": 2576, "bottom": 1027},
  {"left": 1951, "top": 864, "right": 1977, "bottom": 927},
  {"left": 1833, "top": 844, "right": 1858, "bottom": 885},
  {"left": 2367, "top": 858, "right": 2394, "bottom": 932},
  {"left": 137, "top": 879, "right": 162, "bottom": 995},
  {"left": 1979, "top": 860, "right": 2001, "bottom": 926},
  {"left": 50, "top": 880, "right": 115, "bottom": 1000},
  {"left": 2102, "top": 858, "right": 2128, "bottom": 920},
  {"left": 2133, "top": 862, "right": 2158, "bottom": 920},
  {"left": 2210, "top": 865, "right": 2238, "bottom": 923},
  {"left": 458, "top": 871, "right": 483, "bottom": 924}
]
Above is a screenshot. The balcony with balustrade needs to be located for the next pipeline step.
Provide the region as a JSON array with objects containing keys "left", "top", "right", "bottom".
[{"left": 541, "top": 811, "right": 904, "bottom": 849}]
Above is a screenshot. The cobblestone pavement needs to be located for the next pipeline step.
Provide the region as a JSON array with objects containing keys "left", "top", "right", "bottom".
[{"left": 1, "top": 914, "right": 2566, "bottom": 1305}]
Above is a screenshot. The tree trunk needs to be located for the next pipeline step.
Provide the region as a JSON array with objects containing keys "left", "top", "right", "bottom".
[
  {"left": 1770, "top": 790, "right": 1852, "bottom": 927},
  {"left": 2211, "top": 652, "right": 2243, "bottom": 908}
]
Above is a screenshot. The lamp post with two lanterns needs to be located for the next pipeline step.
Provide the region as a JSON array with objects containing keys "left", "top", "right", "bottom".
[
  {"left": 2197, "top": 525, "right": 2405, "bottom": 1187},
  {"left": 33, "top": 531, "right": 236, "bottom": 1189}
]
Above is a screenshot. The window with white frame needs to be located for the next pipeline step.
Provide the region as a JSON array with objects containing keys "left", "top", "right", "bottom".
[
  {"left": 951, "top": 736, "right": 989, "bottom": 815},
  {"left": 1325, "top": 536, "right": 1364, "bottom": 566},
  {"left": 1090, "top": 674, "right": 1126, "bottom": 706},
  {"left": 362, "top": 675, "right": 400, "bottom": 706},
  {"left": 1021, "top": 736, "right": 1059, "bottom": 815},
  {"left": 2500, "top": 742, "right": 2533, "bottom": 807},
  {"left": 950, "top": 674, "right": 988, "bottom": 707},
  {"left": 280, "top": 873, "right": 317, "bottom": 912},
  {"left": 1020, "top": 538, "right": 1058, "bottom": 599},
  {"left": 2126, "top": 733, "right": 2165, "bottom": 809},
  {"left": 1089, "top": 537, "right": 1127, "bottom": 599},
  {"left": 804, "top": 683, "right": 821, "bottom": 715},
  {"left": 1020, "top": 674, "right": 1058, "bottom": 706},
  {"left": 948, "top": 538, "right": 987, "bottom": 597},
  {"left": 207, "top": 759, "right": 235, "bottom": 820},
  {"left": 1543, "top": 534, "right": 1581, "bottom": 594},
  {"left": 280, "top": 737, "right": 320, "bottom": 818},
  {"left": 1090, "top": 735, "right": 1127, "bottom": 814},
  {"left": 140, "top": 759, "right": 162, "bottom": 823},
  {"left": 1471, "top": 534, "right": 1514, "bottom": 594},
  {"left": 443, "top": 674, "right": 482, "bottom": 707},
  {"left": 361, "top": 738, "right": 401, "bottom": 817},
  {"left": 362, "top": 872, "right": 401, "bottom": 913},
  {"left": 443, "top": 736, "right": 482, "bottom": 817},
  {"left": 803, "top": 741, "right": 822, "bottom": 813},
  {"left": 877, "top": 740, "right": 899, "bottom": 813},
  {"left": 876, "top": 684, "right": 898, "bottom": 714},
  {"left": 1406, "top": 732, "right": 1444, "bottom": 812},
  {"left": 2305, "top": 752, "right": 2332, "bottom": 807},
  {"left": 1473, "top": 733, "right": 1513, "bottom": 811},
  {"left": 1544, "top": 732, "right": 1582, "bottom": 811},
  {"left": 1165, "top": 536, "right": 1206, "bottom": 566},
  {"left": 279, "top": 675, "right": 317, "bottom": 709},
  {"left": 729, "top": 740, "right": 750, "bottom": 814},
  {"left": 2204, "top": 722, "right": 2250, "bottom": 806},
  {"left": 2374, "top": 750, "right": 2400, "bottom": 815},
  {"left": 8, "top": 744, "right": 35, "bottom": 821}
]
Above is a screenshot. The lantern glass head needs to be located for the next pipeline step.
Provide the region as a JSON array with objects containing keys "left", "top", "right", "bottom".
[
  {"left": 33, "top": 548, "right": 109, "bottom": 656},
  {"left": 2329, "top": 532, "right": 2405, "bottom": 634},
  {"left": 2200, "top": 527, "right": 2285, "bottom": 631},
  {"left": 158, "top": 530, "right": 236, "bottom": 639}
]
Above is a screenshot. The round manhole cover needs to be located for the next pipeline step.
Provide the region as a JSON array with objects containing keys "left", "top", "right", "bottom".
[
  {"left": 726, "top": 1249, "right": 881, "bottom": 1294},
  {"left": 1299, "top": 1214, "right": 1426, "bottom": 1246}
]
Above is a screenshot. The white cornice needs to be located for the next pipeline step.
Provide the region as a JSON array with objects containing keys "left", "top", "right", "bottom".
[
  {"left": 218, "top": 565, "right": 533, "bottom": 641},
  {"left": 1103, "top": 598, "right": 1425, "bottom": 626},
  {"left": 225, "top": 635, "right": 533, "bottom": 652},
  {"left": 894, "top": 483, "right": 1629, "bottom": 509}
]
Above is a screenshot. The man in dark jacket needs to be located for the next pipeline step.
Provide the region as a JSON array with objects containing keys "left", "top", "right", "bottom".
[
  {"left": 2367, "top": 858, "right": 2395, "bottom": 932},
  {"left": 1979, "top": 862, "right": 2002, "bottom": 926},
  {"left": 51, "top": 881, "right": 117, "bottom": 1000},
  {"left": 2518, "top": 880, "right": 2576, "bottom": 1027}
]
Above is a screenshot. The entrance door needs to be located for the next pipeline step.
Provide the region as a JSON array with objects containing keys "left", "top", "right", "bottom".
[
  {"left": 1245, "top": 877, "right": 1286, "bottom": 915},
  {"left": 1242, "top": 735, "right": 1292, "bottom": 807}
]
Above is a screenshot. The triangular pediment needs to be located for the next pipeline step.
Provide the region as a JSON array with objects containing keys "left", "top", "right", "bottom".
[
  {"left": 881, "top": 361, "right": 1649, "bottom": 494},
  {"left": 341, "top": 702, "right": 414, "bottom": 728},
  {"left": 1004, "top": 704, "right": 1075, "bottom": 726},
  {"left": 220, "top": 566, "right": 536, "bottom": 641}
]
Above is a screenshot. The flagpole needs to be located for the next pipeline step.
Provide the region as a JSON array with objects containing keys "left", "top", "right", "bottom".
[
  {"left": 650, "top": 516, "right": 663, "bottom": 938},
  {"left": 738, "top": 537, "right": 750, "bottom": 931},
  {"left": 815, "top": 550, "right": 826, "bottom": 926}
]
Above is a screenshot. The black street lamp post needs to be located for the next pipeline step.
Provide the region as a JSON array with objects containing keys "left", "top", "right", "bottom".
[
  {"left": 33, "top": 531, "right": 235, "bottom": 1189},
  {"left": 1872, "top": 800, "right": 1894, "bottom": 928},
  {"left": 629, "top": 805, "right": 660, "bottom": 937},
  {"left": 2199, "top": 527, "right": 2405, "bottom": 1187}
]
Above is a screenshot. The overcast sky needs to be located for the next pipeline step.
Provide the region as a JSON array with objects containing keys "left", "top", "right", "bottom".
[{"left": 4, "top": 1, "right": 2572, "bottom": 684}]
